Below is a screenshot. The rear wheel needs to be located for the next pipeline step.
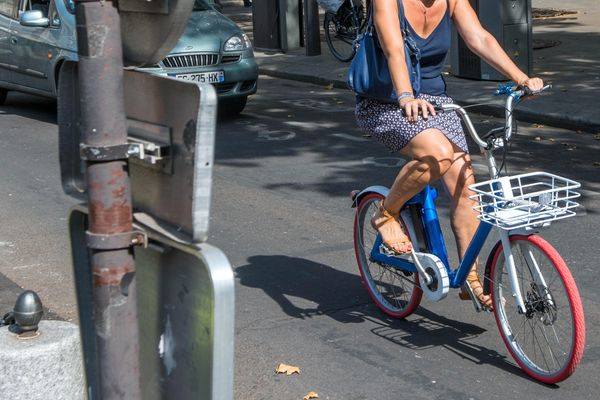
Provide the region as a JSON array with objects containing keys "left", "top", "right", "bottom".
[
  {"left": 354, "top": 193, "right": 422, "bottom": 318},
  {"left": 490, "top": 235, "right": 585, "bottom": 383},
  {"left": 324, "top": 11, "right": 358, "bottom": 62}
]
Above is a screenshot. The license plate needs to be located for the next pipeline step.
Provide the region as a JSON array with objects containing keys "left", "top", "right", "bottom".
[{"left": 172, "top": 71, "right": 225, "bottom": 83}]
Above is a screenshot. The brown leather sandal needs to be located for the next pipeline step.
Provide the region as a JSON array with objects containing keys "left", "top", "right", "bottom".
[
  {"left": 370, "top": 201, "right": 413, "bottom": 255},
  {"left": 459, "top": 269, "right": 493, "bottom": 310}
]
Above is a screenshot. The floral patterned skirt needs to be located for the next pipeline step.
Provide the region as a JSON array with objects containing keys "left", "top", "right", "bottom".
[{"left": 355, "top": 93, "right": 468, "bottom": 153}]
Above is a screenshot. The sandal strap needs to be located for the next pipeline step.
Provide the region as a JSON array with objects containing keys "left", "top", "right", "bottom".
[
  {"left": 371, "top": 201, "right": 399, "bottom": 230},
  {"left": 465, "top": 270, "right": 493, "bottom": 308}
]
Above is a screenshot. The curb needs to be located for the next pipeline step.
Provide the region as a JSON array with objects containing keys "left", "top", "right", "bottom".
[{"left": 258, "top": 65, "right": 349, "bottom": 90}]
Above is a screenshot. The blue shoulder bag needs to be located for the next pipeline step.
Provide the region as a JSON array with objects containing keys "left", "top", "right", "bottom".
[{"left": 346, "top": 1, "right": 421, "bottom": 102}]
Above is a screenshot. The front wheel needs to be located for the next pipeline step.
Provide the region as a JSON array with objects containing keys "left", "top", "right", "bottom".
[
  {"left": 489, "top": 235, "right": 585, "bottom": 383},
  {"left": 218, "top": 96, "right": 247, "bottom": 118},
  {"left": 354, "top": 193, "right": 422, "bottom": 318}
]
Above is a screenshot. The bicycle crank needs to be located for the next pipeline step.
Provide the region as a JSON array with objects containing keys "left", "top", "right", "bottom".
[{"left": 411, "top": 250, "right": 449, "bottom": 301}]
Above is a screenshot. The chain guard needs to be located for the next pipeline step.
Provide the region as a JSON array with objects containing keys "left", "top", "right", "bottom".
[{"left": 414, "top": 253, "right": 450, "bottom": 301}]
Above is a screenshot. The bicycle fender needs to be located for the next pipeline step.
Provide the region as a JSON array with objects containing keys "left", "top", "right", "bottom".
[
  {"left": 350, "top": 185, "right": 390, "bottom": 208},
  {"left": 483, "top": 232, "right": 539, "bottom": 295},
  {"left": 483, "top": 240, "right": 502, "bottom": 296}
]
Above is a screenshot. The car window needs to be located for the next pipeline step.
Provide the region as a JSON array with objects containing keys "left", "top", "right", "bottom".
[
  {"left": 20, "top": 0, "right": 50, "bottom": 16},
  {"left": 48, "top": 0, "right": 59, "bottom": 26},
  {"left": 0, "top": 0, "right": 19, "bottom": 19}
]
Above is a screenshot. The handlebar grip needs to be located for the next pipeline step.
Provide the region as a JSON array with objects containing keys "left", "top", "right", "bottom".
[
  {"left": 433, "top": 104, "right": 445, "bottom": 114},
  {"left": 520, "top": 84, "right": 552, "bottom": 97}
]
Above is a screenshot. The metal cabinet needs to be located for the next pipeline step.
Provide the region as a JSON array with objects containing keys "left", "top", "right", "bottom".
[{"left": 252, "top": 0, "right": 301, "bottom": 52}]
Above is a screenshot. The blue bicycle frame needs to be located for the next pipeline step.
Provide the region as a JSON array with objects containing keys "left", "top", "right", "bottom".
[{"left": 367, "top": 185, "right": 494, "bottom": 289}]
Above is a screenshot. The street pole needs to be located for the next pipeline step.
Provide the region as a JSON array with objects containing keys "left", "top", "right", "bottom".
[
  {"left": 74, "top": 1, "right": 141, "bottom": 398},
  {"left": 303, "top": 0, "right": 321, "bottom": 55}
]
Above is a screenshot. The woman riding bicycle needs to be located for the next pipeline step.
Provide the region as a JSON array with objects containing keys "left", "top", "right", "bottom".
[{"left": 355, "top": 0, "right": 543, "bottom": 309}]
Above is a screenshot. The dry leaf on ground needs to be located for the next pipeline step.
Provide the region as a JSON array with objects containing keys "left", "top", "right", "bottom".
[
  {"left": 303, "top": 391, "right": 319, "bottom": 400},
  {"left": 324, "top": 83, "right": 334, "bottom": 90},
  {"left": 275, "top": 363, "right": 300, "bottom": 375}
]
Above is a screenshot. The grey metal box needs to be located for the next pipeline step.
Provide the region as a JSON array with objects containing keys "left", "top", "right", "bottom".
[
  {"left": 450, "top": 0, "right": 532, "bottom": 81},
  {"left": 252, "top": 0, "right": 280, "bottom": 50},
  {"left": 279, "top": 0, "right": 301, "bottom": 52}
]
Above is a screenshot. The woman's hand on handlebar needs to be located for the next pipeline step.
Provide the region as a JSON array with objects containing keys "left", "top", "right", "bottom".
[
  {"left": 399, "top": 97, "right": 437, "bottom": 122},
  {"left": 519, "top": 77, "right": 544, "bottom": 91}
]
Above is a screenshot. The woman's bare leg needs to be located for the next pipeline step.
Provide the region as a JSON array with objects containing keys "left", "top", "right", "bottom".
[
  {"left": 374, "top": 129, "right": 455, "bottom": 253},
  {"left": 441, "top": 147, "right": 492, "bottom": 307}
]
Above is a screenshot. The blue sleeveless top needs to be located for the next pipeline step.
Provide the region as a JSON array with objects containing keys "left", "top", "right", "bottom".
[{"left": 399, "top": 0, "right": 451, "bottom": 96}]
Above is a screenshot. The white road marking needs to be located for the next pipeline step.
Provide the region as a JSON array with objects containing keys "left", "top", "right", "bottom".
[
  {"left": 280, "top": 99, "right": 355, "bottom": 113},
  {"left": 332, "top": 133, "right": 370, "bottom": 142},
  {"left": 257, "top": 131, "right": 296, "bottom": 141}
]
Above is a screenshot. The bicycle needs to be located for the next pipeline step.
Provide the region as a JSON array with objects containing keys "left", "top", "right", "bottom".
[
  {"left": 322, "top": 0, "right": 370, "bottom": 62},
  {"left": 351, "top": 86, "right": 585, "bottom": 384}
]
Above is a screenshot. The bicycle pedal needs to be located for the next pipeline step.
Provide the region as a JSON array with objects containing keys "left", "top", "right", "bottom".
[{"left": 378, "top": 244, "right": 411, "bottom": 259}]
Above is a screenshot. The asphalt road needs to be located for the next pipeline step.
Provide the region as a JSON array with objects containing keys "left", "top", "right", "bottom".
[{"left": 1, "top": 76, "right": 599, "bottom": 399}]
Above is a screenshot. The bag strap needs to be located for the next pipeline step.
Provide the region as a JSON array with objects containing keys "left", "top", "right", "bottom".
[
  {"left": 367, "top": 1, "right": 409, "bottom": 34},
  {"left": 397, "top": 0, "right": 409, "bottom": 35}
]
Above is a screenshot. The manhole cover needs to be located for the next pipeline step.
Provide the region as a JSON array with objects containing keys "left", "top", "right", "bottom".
[{"left": 532, "top": 8, "right": 578, "bottom": 19}]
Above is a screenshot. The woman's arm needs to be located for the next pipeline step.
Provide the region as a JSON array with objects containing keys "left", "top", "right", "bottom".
[
  {"left": 451, "top": 0, "right": 543, "bottom": 89},
  {"left": 373, "top": 0, "right": 435, "bottom": 121}
]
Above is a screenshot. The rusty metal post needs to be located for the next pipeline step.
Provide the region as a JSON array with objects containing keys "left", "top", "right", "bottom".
[{"left": 74, "top": 1, "right": 141, "bottom": 398}]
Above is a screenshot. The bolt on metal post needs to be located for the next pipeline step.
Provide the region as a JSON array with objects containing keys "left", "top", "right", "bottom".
[{"left": 74, "top": 1, "right": 142, "bottom": 398}]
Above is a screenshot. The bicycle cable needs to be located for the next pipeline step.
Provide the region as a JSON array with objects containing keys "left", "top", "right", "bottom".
[
  {"left": 377, "top": 262, "right": 419, "bottom": 287},
  {"left": 455, "top": 100, "right": 517, "bottom": 179}
]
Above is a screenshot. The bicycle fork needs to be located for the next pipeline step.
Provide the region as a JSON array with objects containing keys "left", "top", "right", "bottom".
[{"left": 499, "top": 230, "right": 527, "bottom": 314}]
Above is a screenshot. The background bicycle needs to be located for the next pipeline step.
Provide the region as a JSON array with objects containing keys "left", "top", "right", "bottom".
[{"left": 320, "top": 0, "right": 370, "bottom": 62}]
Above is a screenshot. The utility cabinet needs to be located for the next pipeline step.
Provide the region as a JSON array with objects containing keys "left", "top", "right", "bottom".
[
  {"left": 450, "top": 0, "right": 532, "bottom": 80},
  {"left": 252, "top": 0, "right": 301, "bottom": 52},
  {"left": 252, "top": 0, "right": 280, "bottom": 50}
]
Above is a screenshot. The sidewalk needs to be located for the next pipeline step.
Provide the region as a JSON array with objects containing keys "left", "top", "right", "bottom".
[{"left": 221, "top": 1, "right": 600, "bottom": 133}]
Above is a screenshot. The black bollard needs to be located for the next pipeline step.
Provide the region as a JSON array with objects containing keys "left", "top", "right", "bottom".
[
  {"left": 303, "top": 0, "right": 321, "bottom": 55},
  {"left": 11, "top": 290, "right": 43, "bottom": 335}
]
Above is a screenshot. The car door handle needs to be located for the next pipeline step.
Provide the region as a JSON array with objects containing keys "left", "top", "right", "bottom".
[{"left": 10, "top": 38, "right": 17, "bottom": 45}]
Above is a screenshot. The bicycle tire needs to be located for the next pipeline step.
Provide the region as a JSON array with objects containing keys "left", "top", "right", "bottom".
[
  {"left": 354, "top": 193, "right": 422, "bottom": 318},
  {"left": 489, "top": 234, "right": 585, "bottom": 383},
  {"left": 324, "top": 11, "right": 358, "bottom": 62}
]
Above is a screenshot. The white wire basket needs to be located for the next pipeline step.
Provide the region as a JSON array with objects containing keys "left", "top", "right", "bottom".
[{"left": 469, "top": 172, "right": 581, "bottom": 230}]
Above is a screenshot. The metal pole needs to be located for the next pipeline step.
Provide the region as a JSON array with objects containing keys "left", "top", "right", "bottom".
[
  {"left": 303, "top": 0, "right": 321, "bottom": 55},
  {"left": 74, "top": 2, "right": 141, "bottom": 399}
]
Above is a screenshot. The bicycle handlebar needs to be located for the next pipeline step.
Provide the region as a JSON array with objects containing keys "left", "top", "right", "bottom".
[{"left": 437, "top": 84, "right": 551, "bottom": 150}]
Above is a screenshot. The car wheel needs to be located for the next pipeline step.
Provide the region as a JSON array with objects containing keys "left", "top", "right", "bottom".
[
  {"left": 219, "top": 96, "right": 248, "bottom": 118},
  {"left": 0, "top": 89, "right": 7, "bottom": 106}
]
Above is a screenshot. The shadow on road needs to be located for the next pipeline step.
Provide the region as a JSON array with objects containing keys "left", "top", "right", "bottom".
[
  {"left": 236, "top": 254, "right": 554, "bottom": 383},
  {"left": 0, "top": 92, "right": 57, "bottom": 124}
]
